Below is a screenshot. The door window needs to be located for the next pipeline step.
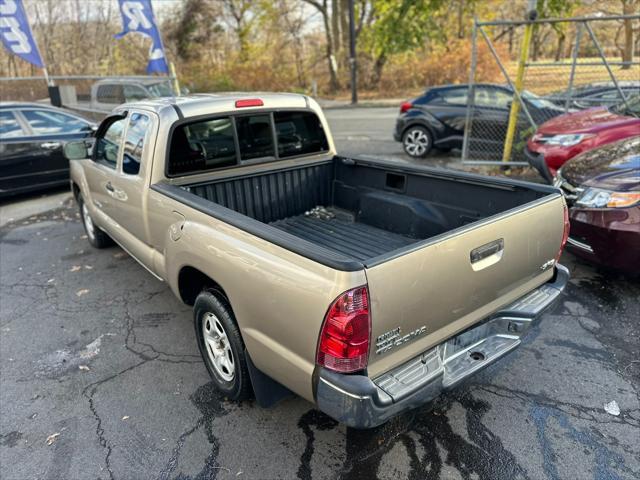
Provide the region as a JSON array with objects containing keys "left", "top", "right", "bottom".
[
  {"left": 94, "top": 117, "right": 126, "bottom": 169},
  {"left": 0, "top": 111, "right": 24, "bottom": 138},
  {"left": 122, "top": 113, "right": 151, "bottom": 175},
  {"left": 475, "top": 88, "right": 513, "bottom": 109},
  {"left": 21, "top": 109, "right": 89, "bottom": 135},
  {"left": 439, "top": 88, "right": 469, "bottom": 105}
]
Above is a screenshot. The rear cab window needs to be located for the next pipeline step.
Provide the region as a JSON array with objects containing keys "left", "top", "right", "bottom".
[{"left": 167, "top": 109, "right": 329, "bottom": 177}]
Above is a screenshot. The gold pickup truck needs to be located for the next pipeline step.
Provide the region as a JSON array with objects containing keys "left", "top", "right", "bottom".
[{"left": 65, "top": 94, "right": 569, "bottom": 428}]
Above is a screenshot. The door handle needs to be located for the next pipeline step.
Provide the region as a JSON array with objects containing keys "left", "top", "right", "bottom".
[
  {"left": 105, "top": 182, "right": 115, "bottom": 192},
  {"left": 470, "top": 239, "right": 504, "bottom": 263},
  {"left": 470, "top": 238, "right": 504, "bottom": 271},
  {"left": 40, "top": 141, "right": 61, "bottom": 149}
]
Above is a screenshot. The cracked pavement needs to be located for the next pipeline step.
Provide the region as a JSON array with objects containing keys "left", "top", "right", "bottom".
[
  {"left": 1, "top": 198, "right": 638, "bottom": 480},
  {"left": 0, "top": 108, "right": 639, "bottom": 479}
]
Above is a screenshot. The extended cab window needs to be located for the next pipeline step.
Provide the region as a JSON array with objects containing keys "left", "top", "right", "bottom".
[
  {"left": 123, "top": 113, "right": 150, "bottom": 175},
  {"left": 94, "top": 117, "right": 126, "bottom": 168},
  {"left": 274, "top": 111, "right": 329, "bottom": 158}
]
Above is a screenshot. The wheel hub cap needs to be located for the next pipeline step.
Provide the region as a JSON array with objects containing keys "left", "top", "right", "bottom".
[
  {"left": 82, "top": 203, "right": 96, "bottom": 240},
  {"left": 202, "top": 312, "right": 235, "bottom": 382},
  {"left": 404, "top": 129, "right": 429, "bottom": 156}
]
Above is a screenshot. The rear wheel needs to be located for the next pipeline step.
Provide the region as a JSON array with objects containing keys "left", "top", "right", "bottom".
[
  {"left": 194, "top": 291, "right": 252, "bottom": 401},
  {"left": 402, "top": 126, "right": 432, "bottom": 158},
  {"left": 78, "top": 194, "right": 112, "bottom": 249}
]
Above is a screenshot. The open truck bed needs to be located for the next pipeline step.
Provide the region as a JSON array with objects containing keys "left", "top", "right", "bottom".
[{"left": 180, "top": 156, "right": 555, "bottom": 268}]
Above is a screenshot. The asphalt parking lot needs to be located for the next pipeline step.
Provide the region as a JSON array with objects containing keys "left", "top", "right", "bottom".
[{"left": 1, "top": 108, "right": 639, "bottom": 479}]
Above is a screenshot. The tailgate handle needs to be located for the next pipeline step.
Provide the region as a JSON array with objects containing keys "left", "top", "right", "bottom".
[{"left": 470, "top": 239, "right": 504, "bottom": 264}]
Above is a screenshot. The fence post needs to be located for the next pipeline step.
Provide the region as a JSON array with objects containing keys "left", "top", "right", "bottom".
[
  {"left": 502, "top": 18, "right": 534, "bottom": 162},
  {"left": 462, "top": 18, "right": 478, "bottom": 163},
  {"left": 564, "top": 22, "right": 583, "bottom": 113},
  {"left": 584, "top": 21, "right": 631, "bottom": 111},
  {"left": 169, "top": 62, "right": 181, "bottom": 96}
]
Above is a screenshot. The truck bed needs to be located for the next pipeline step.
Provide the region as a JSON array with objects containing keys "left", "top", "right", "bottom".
[
  {"left": 174, "top": 156, "right": 557, "bottom": 268},
  {"left": 270, "top": 209, "right": 415, "bottom": 262}
]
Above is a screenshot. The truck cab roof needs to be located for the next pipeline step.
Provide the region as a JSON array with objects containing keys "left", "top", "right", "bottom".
[{"left": 119, "top": 93, "right": 313, "bottom": 120}]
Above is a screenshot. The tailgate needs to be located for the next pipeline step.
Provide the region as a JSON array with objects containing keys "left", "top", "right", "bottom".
[{"left": 365, "top": 195, "right": 565, "bottom": 378}]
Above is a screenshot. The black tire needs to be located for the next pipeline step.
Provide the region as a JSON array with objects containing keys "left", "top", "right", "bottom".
[
  {"left": 194, "top": 290, "right": 252, "bottom": 401},
  {"left": 402, "top": 126, "right": 433, "bottom": 158},
  {"left": 78, "top": 193, "right": 112, "bottom": 249}
]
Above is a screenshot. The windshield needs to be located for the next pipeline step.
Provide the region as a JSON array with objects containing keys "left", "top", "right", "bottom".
[
  {"left": 146, "top": 81, "right": 174, "bottom": 98},
  {"left": 611, "top": 95, "right": 640, "bottom": 118},
  {"left": 522, "top": 90, "right": 558, "bottom": 109}
]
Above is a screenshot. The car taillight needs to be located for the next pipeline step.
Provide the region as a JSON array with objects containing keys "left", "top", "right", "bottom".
[
  {"left": 555, "top": 202, "right": 570, "bottom": 262},
  {"left": 400, "top": 101, "right": 412, "bottom": 114},
  {"left": 316, "top": 286, "right": 370, "bottom": 373},
  {"left": 235, "top": 98, "right": 264, "bottom": 108}
]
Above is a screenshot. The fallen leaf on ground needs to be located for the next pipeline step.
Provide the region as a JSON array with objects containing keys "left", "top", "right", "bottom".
[
  {"left": 122, "top": 416, "right": 129, "bottom": 421},
  {"left": 76, "top": 289, "right": 90, "bottom": 297},
  {"left": 113, "top": 252, "right": 126, "bottom": 259},
  {"left": 79, "top": 365, "right": 90, "bottom": 371},
  {"left": 46, "top": 433, "right": 60, "bottom": 446},
  {"left": 70, "top": 265, "right": 81, "bottom": 272}
]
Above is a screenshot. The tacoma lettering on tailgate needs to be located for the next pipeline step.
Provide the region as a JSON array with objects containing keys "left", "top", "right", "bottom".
[{"left": 376, "top": 326, "right": 428, "bottom": 355}]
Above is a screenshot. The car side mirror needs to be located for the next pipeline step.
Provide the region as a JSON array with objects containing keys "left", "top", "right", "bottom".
[{"left": 63, "top": 141, "right": 88, "bottom": 160}]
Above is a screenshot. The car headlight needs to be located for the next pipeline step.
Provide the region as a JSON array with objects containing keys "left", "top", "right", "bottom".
[
  {"left": 543, "top": 134, "right": 594, "bottom": 146},
  {"left": 575, "top": 187, "right": 640, "bottom": 208}
]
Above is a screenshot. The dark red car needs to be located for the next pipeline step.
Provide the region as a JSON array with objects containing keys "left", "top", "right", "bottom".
[
  {"left": 554, "top": 136, "right": 640, "bottom": 273},
  {"left": 527, "top": 95, "right": 640, "bottom": 182}
]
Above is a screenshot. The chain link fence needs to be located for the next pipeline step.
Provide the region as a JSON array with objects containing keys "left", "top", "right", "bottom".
[{"left": 462, "top": 15, "right": 640, "bottom": 165}]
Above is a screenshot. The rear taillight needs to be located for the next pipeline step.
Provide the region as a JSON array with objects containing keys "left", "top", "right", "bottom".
[
  {"left": 235, "top": 98, "right": 264, "bottom": 108},
  {"left": 400, "top": 101, "right": 413, "bottom": 114},
  {"left": 316, "top": 286, "right": 370, "bottom": 373},
  {"left": 556, "top": 203, "right": 570, "bottom": 262}
]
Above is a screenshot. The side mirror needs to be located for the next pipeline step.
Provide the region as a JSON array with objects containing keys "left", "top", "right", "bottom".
[{"left": 63, "top": 141, "right": 88, "bottom": 160}]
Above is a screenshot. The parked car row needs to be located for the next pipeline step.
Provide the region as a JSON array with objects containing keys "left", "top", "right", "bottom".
[
  {"left": 394, "top": 84, "right": 639, "bottom": 274},
  {"left": 0, "top": 102, "right": 95, "bottom": 198},
  {"left": 526, "top": 94, "right": 640, "bottom": 181}
]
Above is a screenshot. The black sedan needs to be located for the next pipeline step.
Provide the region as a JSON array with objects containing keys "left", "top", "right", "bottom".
[
  {"left": 394, "top": 83, "right": 566, "bottom": 158},
  {"left": 0, "top": 102, "right": 95, "bottom": 198}
]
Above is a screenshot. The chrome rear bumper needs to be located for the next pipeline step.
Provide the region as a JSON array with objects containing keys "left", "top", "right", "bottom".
[{"left": 315, "top": 264, "right": 569, "bottom": 428}]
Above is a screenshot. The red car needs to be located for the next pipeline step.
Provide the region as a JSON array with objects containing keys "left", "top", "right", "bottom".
[
  {"left": 526, "top": 95, "right": 640, "bottom": 182},
  {"left": 555, "top": 136, "right": 640, "bottom": 273}
]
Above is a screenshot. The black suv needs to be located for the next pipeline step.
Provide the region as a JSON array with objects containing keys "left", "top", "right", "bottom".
[{"left": 394, "top": 84, "right": 565, "bottom": 158}]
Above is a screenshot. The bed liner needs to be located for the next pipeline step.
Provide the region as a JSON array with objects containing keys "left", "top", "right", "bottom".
[{"left": 270, "top": 207, "right": 415, "bottom": 261}]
